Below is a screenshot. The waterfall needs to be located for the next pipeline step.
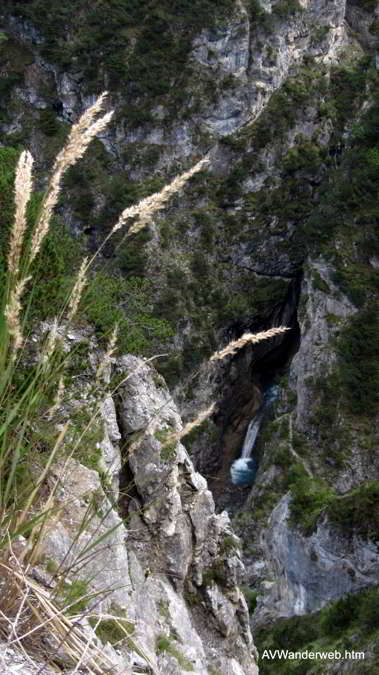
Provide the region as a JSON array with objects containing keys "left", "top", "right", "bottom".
[
  {"left": 230, "top": 384, "right": 279, "bottom": 486},
  {"left": 241, "top": 412, "right": 264, "bottom": 458}
]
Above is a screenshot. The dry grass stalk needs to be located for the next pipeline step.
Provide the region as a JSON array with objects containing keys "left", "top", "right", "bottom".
[
  {"left": 29, "top": 96, "right": 113, "bottom": 264},
  {"left": 41, "top": 317, "right": 59, "bottom": 369},
  {"left": 73, "top": 91, "right": 108, "bottom": 136},
  {"left": 0, "top": 556, "right": 24, "bottom": 639},
  {"left": 17, "top": 423, "right": 69, "bottom": 534},
  {"left": 209, "top": 326, "right": 290, "bottom": 361},
  {"left": 7, "top": 150, "right": 34, "bottom": 279},
  {"left": 4, "top": 276, "right": 31, "bottom": 353},
  {"left": 112, "top": 156, "right": 209, "bottom": 235},
  {"left": 96, "top": 323, "right": 119, "bottom": 382},
  {"left": 87, "top": 156, "right": 209, "bottom": 268},
  {"left": 0, "top": 560, "right": 121, "bottom": 674},
  {"left": 66, "top": 257, "right": 88, "bottom": 323},
  {"left": 160, "top": 402, "right": 216, "bottom": 450},
  {"left": 47, "top": 376, "right": 65, "bottom": 421}
]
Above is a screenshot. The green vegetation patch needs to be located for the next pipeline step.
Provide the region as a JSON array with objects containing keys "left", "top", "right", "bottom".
[
  {"left": 83, "top": 273, "right": 174, "bottom": 355},
  {"left": 290, "top": 474, "right": 379, "bottom": 540},
  {"left": 289, "top": 473, "right": 334, "bottom": 534},
  {"left": 255, "top": 585, "right": 379, "bottom": 674},
  {"left": 154, "top": 428, "right": 177, "bottom": 462},
  {"left": 336, "top": 305, "right": 379, "bottom": 416},
  {"left": 69, "top": 407, "right": 104, "bottom": 471},
  {"left": 273, "top": 0, "right": 304, "bottom": 19},
  {"left": 241, "top": 585, "right": 258, "bottom": 612},
  {"left": 4, "top": 0, "right": 234, "bottom": 99},
  {"left": 327, "top": 481, "right": 379, "bottom": 540},
  {"left": 0, "top": 35, "right": 32, "bottom": 107},
  {"left": 156, "top": 634, "right": 194, "bottom": 671},
  {"left": 60, "top": 579, "right": 89, "bottom": 614},
  {"left": 89, "top": 616, "right": 135, "bottom": 645},
  {"left": 0, "top": 149, "right": 173, "bottom": 358}
]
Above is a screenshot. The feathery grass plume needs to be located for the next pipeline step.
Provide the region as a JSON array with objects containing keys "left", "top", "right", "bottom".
[
  {"left": 47, "top": 376, "right": 65, "bottom": 421},
  {"left": 29, "top": 96, "right": 113, "bottom": 264},
  {"left": 160, "top": 402, "right": 216, "bottom": 450},
  {"left": 96, "top": 324, "right": 118, "bottom": 382},
  {"left": 209, "top": 326, "right": 290, "bottom": 361},
  {"left": 41, "top": 317, "right": 59, "bottom": 370},
  {"left": 113, "top": 156, "right": 209, "bottom": 234},
  {"left": 7, "top": 151, "right": 33, "bottom": 279},
  {"left": 66, "top": 257, "right": 88, "bottom": 323},
  {"left": 86, "top": 156, "right": 209, "bottom": 268},
  {"left": 4, "top": 276, "right": 31, "bottom": 353},
  {"left": 72, "top": 91, "right": 109, "bottom": 136}
]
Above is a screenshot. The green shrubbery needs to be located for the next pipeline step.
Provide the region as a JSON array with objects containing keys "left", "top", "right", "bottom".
[
  {"left": 327, "top": 481, "right": 379, "bottom": 540},
  {"left": 256, "top": 585, "right": 379, "bottom": 674},
  {"left": 4, "top": 0, "right": 233, "bottom": 96},
  {"left": 156, "top": 634, "right": 194, "bottom": 671},
  {"left": 84, "top": 274, "right": 173, "bottom": 354},
  {"left": 289, "top": 474, "right": 334, "bottom": 533},
  {"left": 282, "top": 137, "right": 323, "bottom": 176},
  {"left": 307, "top": 302, "right": 379, "bottom": 437},
  {"left": 289, "top": 472, "right": 379, "bottom": 540},
  {"left": 88, "top": 615, "right": 135, "bottom": 645},
  {"left": 0, "top": 35, "right": 32, "bottom": 107},
  {"left": 0, "top": 146, "right": 173, "bottom": 355},
  {"left": 354, "top": 0, "right": 378, "bottom": 13},
  {"left": 330, "top": 62, "right": 369, "bottom": 126},
  {"left": 241, "top": 585, "right": 258, "bottom": 612},
  {"left": 336, "top": 305, "right": 379, "bottom": 416},
  {"left": 273, "top": 0, "right": 303, "bottom": 19},
  {"left": 38, "top": 109, "right": 60, "bottom": 136}
]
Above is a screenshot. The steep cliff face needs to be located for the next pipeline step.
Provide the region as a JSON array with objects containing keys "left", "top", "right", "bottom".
[
  {"left": 238, "top": 255, "right": 379, "bottom": 627},
  {"left": 246, "top": 261, "right": 378, "bottom": 623},
  {"left": 4, "top": 325, "right": 257, "bottom": 674},
  {"left": 0, "top": 0, "right": 379, "bottom": 672}
]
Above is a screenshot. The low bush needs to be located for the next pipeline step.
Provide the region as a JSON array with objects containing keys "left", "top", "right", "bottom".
[
  {"left": 256, "top": 586, "right": 379, "bottom": 674},
  {"left": 336, "top": 305, "right": 379, "bottom": 416}
]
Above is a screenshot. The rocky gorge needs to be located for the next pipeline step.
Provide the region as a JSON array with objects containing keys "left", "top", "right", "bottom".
[{"left": 0, "top": 0, "right": 379, "bottom": 672}]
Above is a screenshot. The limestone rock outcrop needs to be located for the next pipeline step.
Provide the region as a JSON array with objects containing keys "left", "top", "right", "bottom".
[{"left": 27, "top": 337, "right": 258, "bottom": 675}]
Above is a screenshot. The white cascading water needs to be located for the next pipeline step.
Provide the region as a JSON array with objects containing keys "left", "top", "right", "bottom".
[
  {"left": 241, "top": 412, "right": 264, "bottom": 459},
  {"left": 230, "top": 384, "right": 279, "bottom": 486}
]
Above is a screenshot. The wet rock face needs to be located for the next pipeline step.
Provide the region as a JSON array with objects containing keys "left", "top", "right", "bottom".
[{"left": 254, "top": 493, "right": 379, "bottom": 624}]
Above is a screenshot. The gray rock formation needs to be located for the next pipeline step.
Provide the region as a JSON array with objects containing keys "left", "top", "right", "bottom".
[
  {"left": 254, "top": 493, "right": 379, "bottom": 624},
  {"left": 237, "top": 259, "right": 379, "bottom": 627},
  {"left": 191, "top": 0, "right": 347, "bottom": 136},
  {"left": 21, "top": 334, "right": 258, "bottom": 675}
]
